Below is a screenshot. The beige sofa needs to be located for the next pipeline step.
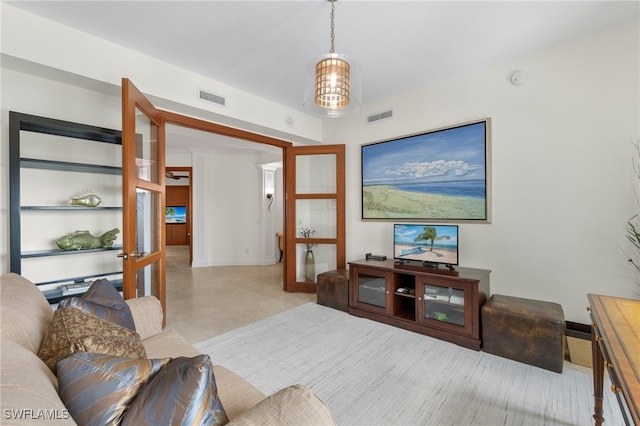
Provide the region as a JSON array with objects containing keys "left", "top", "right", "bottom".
[{"left": 0, "top": 273, "right": 335, "bottom": 425}]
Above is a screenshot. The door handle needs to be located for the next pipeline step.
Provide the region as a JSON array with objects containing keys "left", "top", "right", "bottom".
[{"left": 130, "top": 251, "right": 146, "bottom": 259}]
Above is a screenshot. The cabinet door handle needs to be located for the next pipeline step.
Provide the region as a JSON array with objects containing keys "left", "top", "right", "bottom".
[
  {"left": 586, "top": 306, "right": 591, "bottom": 312},
  {"left": 605, "top": 361, "right": 613, "bottom": 369},
  {"left": 386, "top": 290, "right": 390, "bottom": 294},
  {"left": 117, "top": 252, "right": 129, "bottom": 260},
  {"left": 131, "top": 251, "right": 146, "bottom": 259},
  {"left": 611, "top": 384, "right": 622, "bottom": 393}
]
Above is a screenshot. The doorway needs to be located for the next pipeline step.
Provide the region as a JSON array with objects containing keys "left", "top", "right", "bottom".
[
  {"left": 164, "top": 125, "right": 284, "bottom": 269},
  {"left": 165, "top": 167, "right": 192, "bottom": 266}
]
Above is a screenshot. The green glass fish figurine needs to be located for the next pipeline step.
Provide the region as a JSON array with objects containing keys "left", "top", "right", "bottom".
[
  {"left": 56, "top": 228, "right": 119, "bottom": 251},
  {"left": 69, "top": 191, "right": 102, "bottom": 207}
]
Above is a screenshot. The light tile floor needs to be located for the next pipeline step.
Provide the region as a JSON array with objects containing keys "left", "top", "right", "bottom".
[{"left": 165, "top": 246, "right": 315, "bottom": 343}]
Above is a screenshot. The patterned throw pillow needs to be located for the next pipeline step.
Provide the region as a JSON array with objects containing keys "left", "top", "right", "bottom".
[
  {"left": 57, "top": 352, "right": 170, "bottom": 426},
  {"left": 59, "top": 278, "right": 135, "bottom": 330},
  {"left": 37, "top": 307, "right": 146, "bottom": 373},
  {"left": 121, "top": 354, "right": 229, "bottom": 426},
  {"left": 70, "top": 334, "right": 146, "bottom": 357}
]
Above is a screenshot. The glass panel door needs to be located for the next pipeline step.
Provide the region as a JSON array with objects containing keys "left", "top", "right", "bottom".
[
  {"left": 285, "top": 145, "right": 345, "bottom": 292},
  {"left": 122, "top": 79, "right": 166, "bottom": 324}
]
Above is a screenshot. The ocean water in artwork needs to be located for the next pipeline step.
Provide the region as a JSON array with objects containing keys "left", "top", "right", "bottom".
[{"left": 393, "top": 180, "right": 485, "bottom": 199}]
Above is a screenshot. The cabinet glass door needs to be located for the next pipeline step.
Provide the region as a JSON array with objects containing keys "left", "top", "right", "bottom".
[
  {"left": 350, "top": 267, "right": 391, "bottom": 315},
  {"left": 423, "top": 284, "right": 465, "bottom": 326},
  {"left": 358, "top": 273, "right": 387, "bottom": 308},
  {"left": 418, "top": 280, "right": 471, "bottom": 334}
]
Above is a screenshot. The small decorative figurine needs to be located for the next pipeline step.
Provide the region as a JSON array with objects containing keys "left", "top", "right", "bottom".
[
  {"left": 69, "top": 190, "right": 102, "bottom": 207},
  {"left": 56, "top": 228, "right": 119, "bottom": 251}
]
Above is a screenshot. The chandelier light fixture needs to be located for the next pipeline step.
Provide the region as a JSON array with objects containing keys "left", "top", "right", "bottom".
[{"left": 304, "top": 0, "right": 362, "bottom": 117}]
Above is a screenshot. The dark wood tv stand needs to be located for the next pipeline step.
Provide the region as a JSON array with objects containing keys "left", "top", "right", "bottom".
[{"left": 348, "top": 259, "right": 490, "bottom": 350}]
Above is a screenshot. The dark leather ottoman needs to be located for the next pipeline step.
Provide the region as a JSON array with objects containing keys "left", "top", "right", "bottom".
[
  {"left": 317, "top": 269, "right": 349, "bottom": 312},
  {"left": 482, "top": 294, "right": 565, "bottom": 373}
]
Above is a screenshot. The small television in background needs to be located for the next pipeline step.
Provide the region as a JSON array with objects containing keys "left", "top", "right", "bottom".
[
  {"left": 166, "top": 206, "right": 187, "bottom": 224},
  {"left": 394, "top": 224, "right": 459, "bottom": 268}
]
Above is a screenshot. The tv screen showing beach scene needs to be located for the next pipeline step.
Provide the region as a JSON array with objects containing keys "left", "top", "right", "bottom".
[
  {"left": 361, "top": 119, "right": 490, "bottom": 221},
  {"left": 165, "top": 206, "right": 187, "bottom": 224},
  {"left": 394, "top": 224, "right": 459, "bottom": 266}
]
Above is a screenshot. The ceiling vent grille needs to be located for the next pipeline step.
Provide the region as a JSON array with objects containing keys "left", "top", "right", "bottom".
[
  {"left": 367, "top": 109, "right": 393, "bottom": 124},
  {"left": 198, "top": 89, "right": 226, "bottom": 107}
]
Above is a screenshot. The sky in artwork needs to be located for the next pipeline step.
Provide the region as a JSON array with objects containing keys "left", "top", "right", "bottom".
[{"left": 362, "top": 122, "right": 486, "bottom": 185}]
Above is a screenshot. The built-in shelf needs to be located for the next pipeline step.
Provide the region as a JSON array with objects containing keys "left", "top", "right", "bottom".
[
  {"left": 21, "top": 206, "right": 123, "bottom": 211},
  {"left": 44, "top": 278, "right": 123, "bottom": 304},
  {"left": 37, "top": 271, "right": 123, "bottom": 286},
  {"left": 21, "top": 245, "right": 123, "bottom": 258},
  {"left": 9, "top": 111, "right": 123, "bottom": 304},
  {"left": 20, "top": 158, "right": 122, "bottom": 175}
]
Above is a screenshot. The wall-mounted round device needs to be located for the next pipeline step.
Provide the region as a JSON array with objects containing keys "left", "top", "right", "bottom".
[{"left": 511, "top": 71, "right": 529, "bottom": 85}]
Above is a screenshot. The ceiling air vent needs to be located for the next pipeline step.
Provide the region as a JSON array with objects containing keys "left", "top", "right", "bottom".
[
  {"left": 367, "top": 109, "right": 393, "bottom": 124},
  {"left": 198, "top": 89, "right": 226, "bottom": 107}
]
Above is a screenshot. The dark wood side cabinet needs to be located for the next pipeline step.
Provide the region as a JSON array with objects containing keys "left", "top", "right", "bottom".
[
  {"left": 588, "top": 294, "right": 640, "bottom": 426},
  {"left": 348, "top": 259, "right": 490, "bottom": 350}
]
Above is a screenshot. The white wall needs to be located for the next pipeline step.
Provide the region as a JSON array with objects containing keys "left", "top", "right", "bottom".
[
  {"left": 203, "top": 150, "right": 264, "bottom": 266},
  {"left": 325, "top": 21, "right": 640, "bottom": 324}
]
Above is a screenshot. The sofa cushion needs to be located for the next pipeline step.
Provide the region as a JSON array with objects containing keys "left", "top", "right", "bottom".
[
  {"left": 143, "top": 329, "right": 201, "bottom": 359},
  {"left": 121, "top": 354, "right": 229, "bottom": 426},
  {"left": 57, "top": 352, "right": 170, "bottom": 426},
  {"left": 38, "top": 307, "right": 145, "bottom": 372},
  {"left": 228, "top": 384, "right": 336, "bottom": 426},
  {"left": 0, "top": 273, "right": 53, "bottom": 354},
  {"left": 126, "top": 296, "right": 163, "bottom": 339},
  {"left": 212, "top": 365, "right": 266, "bottom": 420},
  {"left": 59, "top": 278, "right": 135, "bottom": 331},
  {"left": 0, "top": 338, "right": 74, "bottom": 425}
]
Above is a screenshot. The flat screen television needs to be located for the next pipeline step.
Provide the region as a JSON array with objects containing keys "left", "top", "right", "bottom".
[
  {"left": 393, "top": 224, "right": 458, "bottom": 268},
  {"left": 165, "top": 206, "right": 187, "bottom": 224}
]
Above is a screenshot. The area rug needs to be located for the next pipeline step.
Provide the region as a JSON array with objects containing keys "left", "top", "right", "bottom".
[{"left": 194, "top": 302, "right": 623, "bottom": 426}]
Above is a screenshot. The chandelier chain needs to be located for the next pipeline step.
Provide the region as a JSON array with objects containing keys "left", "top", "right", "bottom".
[{"left": 329, "top": 0, "right": 336, "bottom": 54}]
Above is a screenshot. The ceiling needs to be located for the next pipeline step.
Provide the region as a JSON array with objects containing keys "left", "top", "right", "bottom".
[{"left": 8, "top": 1, "right": 639, "bottom": 115}]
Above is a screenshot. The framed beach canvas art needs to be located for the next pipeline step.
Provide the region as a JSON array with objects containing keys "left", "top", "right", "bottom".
[{"left": 361, "top": 118, "right": 491, "bottom": 222}]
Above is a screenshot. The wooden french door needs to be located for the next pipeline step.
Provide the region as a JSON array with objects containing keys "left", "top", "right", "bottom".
[
  {"left": 284, "top": 144, "right": 345, "bottom": 292},
  {"left": 120, "top": 78, "right": 345, "bottom": 301},
  {"left": 121, "top": 79, "right": 167, "bottom": 324}
]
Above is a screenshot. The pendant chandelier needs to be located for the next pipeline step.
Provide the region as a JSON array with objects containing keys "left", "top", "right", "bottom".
[{"left": 304, "top": 0, "right": 361, "bottom": 118}]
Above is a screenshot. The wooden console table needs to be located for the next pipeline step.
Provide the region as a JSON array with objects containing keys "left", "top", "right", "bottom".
[{"left": 587, "top": 294, "right": 640, "bottom": 425}]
